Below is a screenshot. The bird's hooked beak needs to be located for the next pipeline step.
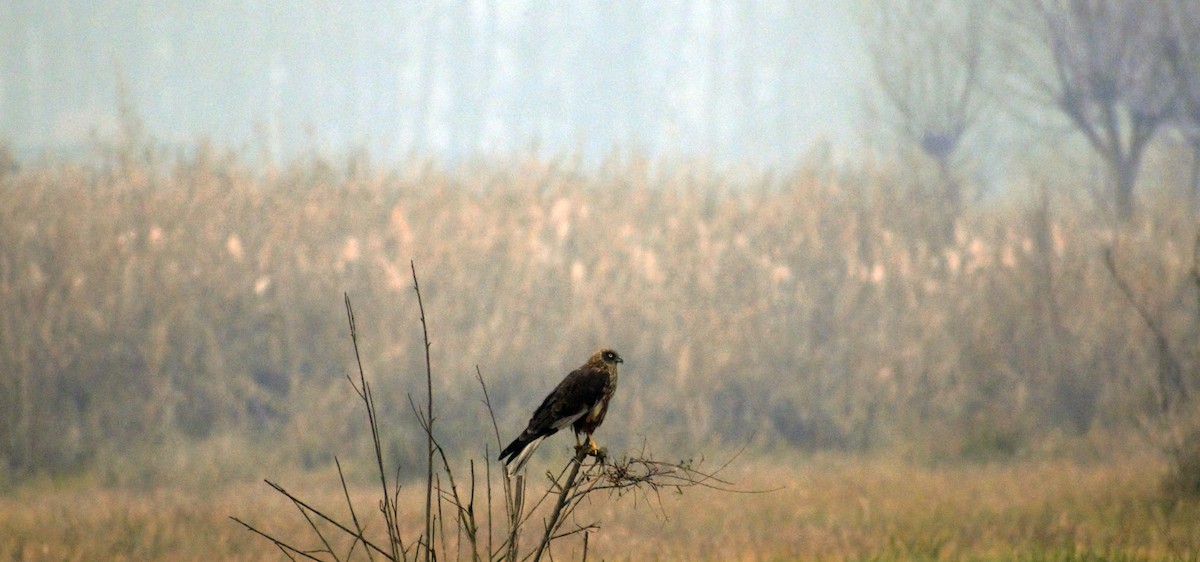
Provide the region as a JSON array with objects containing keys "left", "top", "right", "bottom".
[{"left": 599, "top": 349, "right": 623, "bottom": 365}]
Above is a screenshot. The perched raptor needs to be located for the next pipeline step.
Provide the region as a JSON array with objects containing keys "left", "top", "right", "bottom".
[{"left": 498, "top": 349, "right": 623, "bottom": 475}]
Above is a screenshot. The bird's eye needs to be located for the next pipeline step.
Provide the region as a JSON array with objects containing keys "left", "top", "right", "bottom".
[{"left": 604, "top": 351, "right": 614, "bottom": 360}]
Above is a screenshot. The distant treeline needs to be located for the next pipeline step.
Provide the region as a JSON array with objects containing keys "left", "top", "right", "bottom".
[{"left": 1, "top": 144, "right": 1198, "bottom": 481}]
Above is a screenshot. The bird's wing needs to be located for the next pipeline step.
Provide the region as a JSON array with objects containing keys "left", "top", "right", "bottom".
[{"left": 521, "top": 366, "right": 609, "bottom": 437}]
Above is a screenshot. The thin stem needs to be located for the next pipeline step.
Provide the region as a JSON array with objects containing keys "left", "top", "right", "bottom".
[
  {"left": 532, "top": 447, "right": 588, "bottom": 562},
  {"left": 336, "top": 456, "right": 373, "bottom": 562},
  {"left": 411, "top": 262, "right": 435, "bottom": 562},
  {"left": 507, "top": 474, "right": 524, "bottom": 562},
  {"left": 345, "top": 294, "right": 402, "bottom": 560}
]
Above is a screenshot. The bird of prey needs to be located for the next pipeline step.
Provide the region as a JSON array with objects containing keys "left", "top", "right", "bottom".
[{"left": 499, "top": 349, "right": 623, "bottom": 475}]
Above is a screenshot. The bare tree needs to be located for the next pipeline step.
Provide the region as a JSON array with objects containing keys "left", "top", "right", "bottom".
[
  {"left": 1164, "top": 0, "right": 1200, "bottom": 210},
  {"left": 1103, "top": 238, "right": 1200, "bottom": 496},
  {"left": 1006, "top": 0, "right": 1176, "bottom": 220},
  {"left": 860, "top": 0, "right": 991, "bottom": 219}
]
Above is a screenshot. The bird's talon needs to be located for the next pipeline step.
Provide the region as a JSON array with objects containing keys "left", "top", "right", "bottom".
[{"left": 575, "top": 440, "right": 606, "bottom": 462}]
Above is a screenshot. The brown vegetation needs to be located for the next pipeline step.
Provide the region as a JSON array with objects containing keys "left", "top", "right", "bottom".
[
  {"left": 2, "top": 451, "right": 1198, "bottom": 561},
  {"left": 2, "top": 142, "right": 1200, "bottom": 482}
]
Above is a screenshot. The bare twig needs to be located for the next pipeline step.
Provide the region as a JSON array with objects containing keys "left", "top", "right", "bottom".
[
  {"left": 429, "top": 432, "right": 480, "bottom": 562},
  {"left": 235, "top": 284, "right": 746, "bottom": 562},
  {"left": 485, "top": 448, "right": 495, "bottom": 560},
  {"left": 469, "top": 461, "right": 479, "bottom": 562},
  {"left": 345, "top": 293, "right": 404, "bottom": 560},
  {"left": 436, "top": 473, "right": 447, "bottom": 560},
  {"left": 532, "top": 446, "right": 589, "bottom": 562},
  {"left": 230, "top": 516, "right": 325, "bottom": 561},
  {"left": 233, "top": 478, "right": 396, "bottom": 560},
  {"left": 1103, "top": 247, "right": 1190, "bottom": 414},
  {"left": 476, "top": 365, "right": 522, "bottom": 562},
  {"left": 336, "top": 457, "right": 372, "bottom": 562},
  {"left": 410, "top": 261, "right": 435, "bottom": 562},
  {"left": 506, "top": 475, "right": 523, "bottom": 562},
  {"left": 291, "top": 490, "right": 336, "bottom": 560}
]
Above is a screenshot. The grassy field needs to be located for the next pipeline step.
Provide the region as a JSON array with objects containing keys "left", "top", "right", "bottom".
[
  {"left": 6, "top": 145, "right": 1200, "bottom": 478},
  {"left": 1, "top": 449, "right": 1197, "bottom": 561},
  {"left": 3, "top": 140, "right": 1200, "bottom": 559}
]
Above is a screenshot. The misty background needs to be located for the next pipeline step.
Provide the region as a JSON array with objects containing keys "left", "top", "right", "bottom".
[
  {"left": 4, "top": 0, "right": 1200, "bottom": 496},
  {"left": 0, "top": 0, "right": 865, "bottom": 166}
]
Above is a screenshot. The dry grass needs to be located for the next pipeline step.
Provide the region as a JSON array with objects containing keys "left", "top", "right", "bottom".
[
  {"left": 1, "top": 453, "right": 1196, "bottom": 561},
  {"left": 4, "top": 145, "right": 1200, "bottom": 481},
  {"left": 616, "top": 454, "right": 1200, "bottom": 561},
  {"left": 3, "top": 140, "right": 1200, "bottom": 559}
]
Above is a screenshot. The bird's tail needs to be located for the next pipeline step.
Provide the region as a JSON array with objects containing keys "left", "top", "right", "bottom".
[{"left": 498, "top": 434, "right": 547, "bottom": 476}]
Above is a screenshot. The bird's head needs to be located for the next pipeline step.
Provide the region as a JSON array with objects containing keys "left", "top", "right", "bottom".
[{"left": 594, "top": 348, "right": 623, "bottom": 367}]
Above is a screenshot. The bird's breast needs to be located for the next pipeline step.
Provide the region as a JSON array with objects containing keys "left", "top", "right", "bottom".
[{"left": 588, "top": 399, "right": 605, "bottom": 420}]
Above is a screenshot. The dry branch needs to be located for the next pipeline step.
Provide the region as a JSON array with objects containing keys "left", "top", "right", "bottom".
[
  {"left": 235, "top": 280, "right": 746, "bottom": 561},
  {"left": 1103, "top": 247, "right": 1190, "bottom": 414}
]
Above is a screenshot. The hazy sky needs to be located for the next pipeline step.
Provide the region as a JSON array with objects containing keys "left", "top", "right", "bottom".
[{"left": 1, "top": 1, "right": 868, "bottom": 166}]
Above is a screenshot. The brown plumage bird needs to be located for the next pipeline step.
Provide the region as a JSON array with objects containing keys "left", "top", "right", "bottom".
[{"left": 498, "top": 349, "right": 623, "bottom": 475}]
